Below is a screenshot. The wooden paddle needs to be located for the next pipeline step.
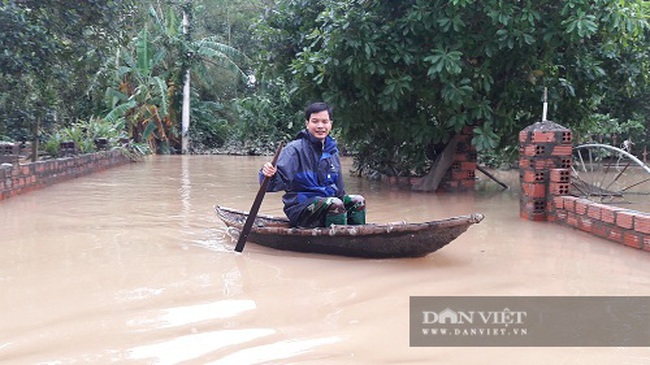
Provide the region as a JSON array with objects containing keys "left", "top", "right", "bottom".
[{"left": 234, "top": 142, "right": 284, "bottom": 252}]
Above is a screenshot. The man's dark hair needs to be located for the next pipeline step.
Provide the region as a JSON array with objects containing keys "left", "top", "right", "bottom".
[{"left": 304, "top": 102, "right": 333, "bottom": 121}]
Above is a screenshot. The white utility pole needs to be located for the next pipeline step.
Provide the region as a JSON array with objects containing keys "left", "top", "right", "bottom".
[{"left": 181, "top": 5, "right": 191, "bottom": 154}]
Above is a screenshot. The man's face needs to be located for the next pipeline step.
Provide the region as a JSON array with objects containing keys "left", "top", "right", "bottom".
[{"left": 305, "top": 110, "right": 332, "bottom": 141}]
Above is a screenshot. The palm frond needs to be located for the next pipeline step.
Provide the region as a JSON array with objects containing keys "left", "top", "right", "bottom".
[
  {"left": 136, "top": 28, "right": 152, "bottom": 78},
  {"left": 105, "top": 99, "right": 137, "bottom": 123},
  {"left": 201, "top": 56, "right": 247, "bottom": 81},
  {"left": 104, "top": 87, "right": 129, "bottom": 109},
  {"left": 152, "top": 76, "right": 169, "bottom": 117},
  {"left": 142, "top": 119, "right": 157, "bottom": 140},
  {"left": 196, "top": 38, "right": 248, "bottom": 63}
]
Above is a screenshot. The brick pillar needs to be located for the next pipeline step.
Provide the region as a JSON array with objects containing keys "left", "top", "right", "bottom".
[
  {"left": 519, "top": 120, "right": 572, "bottom": 221},
  {"left": 439, "top": 126, "right": 477, "bottom": 192},
  {"left": 547, "top": 168, "right": 571, "bottom": 221}
]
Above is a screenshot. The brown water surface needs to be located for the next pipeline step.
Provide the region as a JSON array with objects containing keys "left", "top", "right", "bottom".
[{"left": 1, "top": 156, "right": 649, "bottom": 364}]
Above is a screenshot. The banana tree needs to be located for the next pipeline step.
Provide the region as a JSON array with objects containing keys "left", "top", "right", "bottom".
[
  {"left": 104, "top": 26, "right": 173, "bottom": 153},
  {"left": 104, "top": 2, "right": 247, "bottom": 154}
]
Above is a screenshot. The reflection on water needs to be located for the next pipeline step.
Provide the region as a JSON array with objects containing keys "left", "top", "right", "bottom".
[
  {"left": 0, "top": 155, "right": 650, "bottom": 364},
  {"left": 129, "top": 328, "right": 276, "bottom": 364},
  {"left": 127, "top": 300, "right": 257, "bottom": 330},
  {"left": 212, "top": 336, "right": 342, "bottom": 365}
]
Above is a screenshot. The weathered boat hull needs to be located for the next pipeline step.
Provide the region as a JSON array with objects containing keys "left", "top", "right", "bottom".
[{"left": 216, "top": 206, "right": 484, "bottom": 258}]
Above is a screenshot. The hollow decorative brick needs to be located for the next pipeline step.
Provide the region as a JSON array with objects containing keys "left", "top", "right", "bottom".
[
  {"left": 521, "top": 169, "right": 547, "bottom": 184},
  {"left": 452, "top": 170, "right": 474, "bottom": 180},
  {"left": 549, "top": 182, "right": 570, "bottom": 196},
  {"left": 549, "top": 169, "right": 570, "bottom": 183},
  {"left": 521, "top": 197, "right": 547, "bottom": 212},
  {"left": 559, "top": 157, "right": 572, "bottom": 169}
]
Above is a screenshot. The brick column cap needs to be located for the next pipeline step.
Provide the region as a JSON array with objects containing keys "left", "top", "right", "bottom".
[{"left": 521, "top": 120, "right": 570, "bottom": 132}]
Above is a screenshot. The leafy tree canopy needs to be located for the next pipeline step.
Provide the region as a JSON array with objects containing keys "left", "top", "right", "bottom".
[
  {"left": 256, "top": 0, "right": 650, "bottom": 174},
  {"left": 0, "top": 0, "right": 136, "bottom": 140}
]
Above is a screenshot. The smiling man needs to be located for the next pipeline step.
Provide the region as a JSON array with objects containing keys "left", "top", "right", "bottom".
[{"left": 260, "top": 102, "right": 366, "bottom": 228}]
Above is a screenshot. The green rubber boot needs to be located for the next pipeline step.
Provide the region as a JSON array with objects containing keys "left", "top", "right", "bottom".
[
  {"left": 348, "top": 209, "right": 366, "bottom": 225},
  {"left": 325, "top": 212, "right": 347, "bottom": 227}
]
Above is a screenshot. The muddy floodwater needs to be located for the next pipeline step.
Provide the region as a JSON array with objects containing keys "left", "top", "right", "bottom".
[{"left": 1, "top": 155, "right": 650, "bottom": 364}]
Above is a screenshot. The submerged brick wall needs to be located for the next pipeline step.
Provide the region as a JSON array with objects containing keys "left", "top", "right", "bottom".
[
  {"left": 0, "top": 150, "right": 131, "bottom": 201},
  {"left": 438, "top": 126, "right": 478, "bottom": 192},
  {"left": 518, "top": 119, "right": 649, "bottom": 252},
  {"left": 552, "top": 196, "right": 650, "bottom": 251}
]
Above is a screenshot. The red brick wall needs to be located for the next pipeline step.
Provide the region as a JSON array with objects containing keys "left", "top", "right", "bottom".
[
  {"left": 518, "top": 120, "right": 649, "bottom": 252},
  {"left": 0, "top": 150, "right": 130, "bottom": 201},
  {"left": 437, "top": 126, "right": 477, "bottom": 192},
  {"left": 551, "top": 196, "right": 650, "bottom": 251}
]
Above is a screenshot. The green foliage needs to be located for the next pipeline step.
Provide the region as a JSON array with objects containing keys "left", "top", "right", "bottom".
[
  {"left": 188, "top": 100, "right": 230, "bottom": 148},
  {"left": 573, "top": 112, "right": 646, "bottom": 145},
  {"left": 100, "top": 2, "right": 249, "bottom": 154},
  {"left": 257, "top": 0, "right": 650, "bottom": 176},
  {"left": 230, "top": 77, "right": 304, "bottom": 149},
  {"left": 0, "top": 1, "right": 135, "bottom": 143},
  {"left": 43, "top": 117, "right": 128, "bottom": 158},
  {"left": 103, "top": 24, "right": 176, "bottom": 153}
]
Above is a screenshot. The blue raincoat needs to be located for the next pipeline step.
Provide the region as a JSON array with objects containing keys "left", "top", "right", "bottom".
[{"left": 260, "top": 129, "right": 345, "bottom": 226}]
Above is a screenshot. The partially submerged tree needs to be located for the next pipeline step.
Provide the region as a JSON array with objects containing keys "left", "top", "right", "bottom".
[{"left": 257, "top": 0, "right": 650, "bottom": 175}]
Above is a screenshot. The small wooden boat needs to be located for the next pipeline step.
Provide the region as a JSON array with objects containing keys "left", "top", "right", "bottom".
[{"left": 215, "top": 206, "right": 484, "bottom": 258}]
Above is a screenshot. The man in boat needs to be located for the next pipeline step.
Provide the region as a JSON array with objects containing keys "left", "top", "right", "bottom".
[{"left": 260, "top": 102, "right": 366, "bottom": 228}]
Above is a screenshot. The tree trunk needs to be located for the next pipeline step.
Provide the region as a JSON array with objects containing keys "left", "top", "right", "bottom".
[
  {"left": 412, "top": 134, "right": 460, "bottom": 192},
  {"left": 31, "top": 117, "right": 40, "bottom": 163}
]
